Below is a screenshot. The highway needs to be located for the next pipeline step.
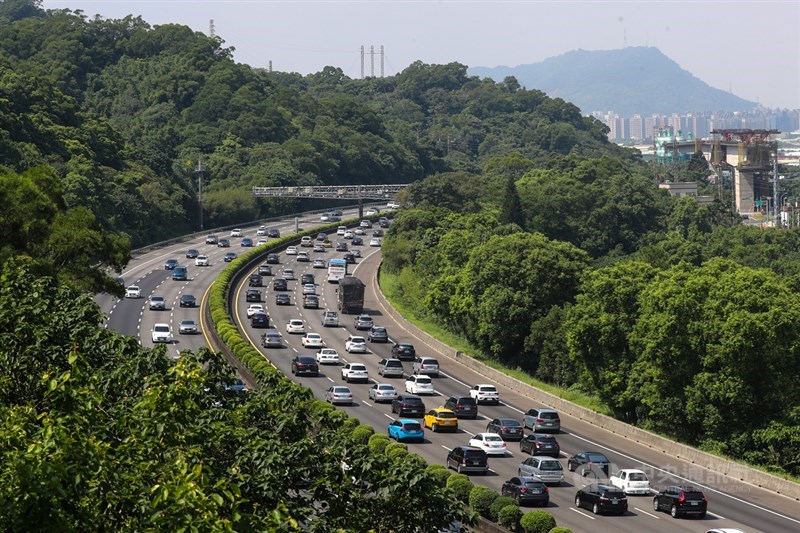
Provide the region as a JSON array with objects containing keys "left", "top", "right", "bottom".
[{"left": 100, "top": 214, "right": 800, "bottom": 533}]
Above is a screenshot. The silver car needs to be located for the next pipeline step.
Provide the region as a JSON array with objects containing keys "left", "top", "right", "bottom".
[
  {"left": 517, "top": 456, "right": 564, "bottom": 485},
  {"left": 368, "top": 383, "right": 398, "bottom": 403},
  {"left": 522, "top": 408, "right": 561, "bottom": 433},
  {"left": 325, "top": 386, "right": 353, "bottom": 405}
]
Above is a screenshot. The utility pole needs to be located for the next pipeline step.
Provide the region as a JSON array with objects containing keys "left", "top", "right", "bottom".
[
  {"left": 195, "top": 160, "right": 206, "bottom": 231},
  {"left": 773, "top": 140, "right": 779, "bottom": 226}
]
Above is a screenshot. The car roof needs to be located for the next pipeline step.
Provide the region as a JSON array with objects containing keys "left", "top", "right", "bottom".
[
  {"left": 432, "top": 407, "right": 455, "bottom": 414},
  {"left": 397, "top": 418, "right": 420, "bottom": 424},
  {"left": 296, "top": 355, "right": 316, "bottom": 361}
]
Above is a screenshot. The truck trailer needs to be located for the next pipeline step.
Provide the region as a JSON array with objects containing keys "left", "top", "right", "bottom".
[{"left": 337, "top": 276, "right": 365, "bottom": 314}]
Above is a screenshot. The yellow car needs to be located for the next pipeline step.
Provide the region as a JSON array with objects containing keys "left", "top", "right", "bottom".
[{"left": 424, "top": 408, "right": 459, "bottom": 433}]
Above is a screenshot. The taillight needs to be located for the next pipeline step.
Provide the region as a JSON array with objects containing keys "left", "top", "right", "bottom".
[
  {"left": 520, "top": 487, "right": 527, "bottom": 493},
  {"left": 677, "top": 492, "right": 685, "bottom": 503},
  {"left": 536, "top": 418, "right": 544, "bottom": 423}
]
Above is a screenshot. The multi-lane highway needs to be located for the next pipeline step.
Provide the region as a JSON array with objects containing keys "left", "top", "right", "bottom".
[{"left": 100, "top": 214, "right": 800, "bottom": 533}]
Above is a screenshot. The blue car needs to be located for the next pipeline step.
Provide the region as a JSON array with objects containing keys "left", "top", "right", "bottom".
[
  {"left": 164, "top": 258, "right": 179, "bottom": 270},
  {"left": 388, "top": 419, "right": 424, "bottom": 443},
  {"left": 241, "top": 237, "right": 253, "bottom": 247}
]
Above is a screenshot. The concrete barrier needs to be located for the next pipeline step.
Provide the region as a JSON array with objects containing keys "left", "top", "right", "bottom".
[{"left": 373, "top": 267, "right": 800, "bottom": 501}]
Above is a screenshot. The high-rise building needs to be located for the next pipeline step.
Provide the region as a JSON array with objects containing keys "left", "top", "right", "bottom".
[{"left": 629, "top": 114, "right": 644, "bottom": 140}]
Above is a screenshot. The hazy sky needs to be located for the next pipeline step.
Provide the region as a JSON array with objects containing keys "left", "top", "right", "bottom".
[{"left": 43, "top": 1, "right": 800, "bottom": 109}]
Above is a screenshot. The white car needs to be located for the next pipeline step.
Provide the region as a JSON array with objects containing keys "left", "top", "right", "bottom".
[
  {"left": 286, "top": 319, "right": 305, "bottom": 334},
  {"left": 297, "top": 252, "right": 310, "bottom": 262},
  {"left": 195, "top": 255, "right": 209, "bottom": 266},
  {"left": 366, "top": 208, "right": 379, "bottom": 215},
  {"left": 369, "top": 238, "right": 382, "bottom": 247},
  {"left": 609, "top": 469, "right": 651, "bottom": 495},
  {"left": 354, "top": 227, "right": 366, "bottom": 236},
  {"left": 316, "top": 348, "right": 340, "bottom": 365},
  {"left": 313, "top": 243, "right": 325, "bottom": 253},
  {"left": 179, "top": 319, "right": 198, "bottom": 334},
  {"left": 336, "top": 226, "right": 347, "bottom": 236},
  {"left": 302, "top": 283, "right": 316, "bottom": 295},
  {"left": 387, "top": 202, "right": 400, "bottom": 209},
  {"left": 369, "top": 383, "right": 398, "bottom": 403},
  {"left": 286, "top": 246, "right": 298, "bottom": 255},
  {"left": 405, "top": 375, "right": 435, "bottom": 395},
  {"left": 246, "top": 304, "right": 265, "bottom": 318},
  {"left": 282, "top": 268, "right": 295, "bottom": 280},
  {"left": 470, "top": 384, "right": 500, "bottom": 405},
  {"left": 313, "top": 258, "right": 326, "bottom": 268},
  {"left": 125, "top": 285, "right": 141, "bottom": 298},
  {"left": 468, "top": 433, "right": 507, "bottom": 456},
  {"left": 151, "top": 323, "right": 172, "bottom": 343},
  {"left": 320, "top": 213, "right": 331, "bottom": 222},
  {"left": 256, "top": 239, "right": 267, "bottom": 246},
  {"left": 256, "top": 226, "right": 267, "bottom": 236},
  {"left": 343, "top": 230, "right": 354, "bottom": 239},
  {"left": 301, "top": 236, "right": 313, "bottom": 247},
  {"left": 301, "top": 333, "right": 324, "bottom": 348},
  {"left": 352, "top": 248, "right": 361, "bottom": 258},
  {"left": 230, "top": 228, "right": 242, "bottom": 237},
  {"left": 345, "top": 335, "right": 367, "bottom": 353},
  {"left": 341, "top": 363, "right": 369, "bottom": 383},
  {"left": 360, "top": 220, "right": 372, "bottom": 228}
]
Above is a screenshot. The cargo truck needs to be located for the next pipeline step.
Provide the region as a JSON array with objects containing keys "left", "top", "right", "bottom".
[{"left": 337, "top": 276, "right": 365, "bottom": 314}]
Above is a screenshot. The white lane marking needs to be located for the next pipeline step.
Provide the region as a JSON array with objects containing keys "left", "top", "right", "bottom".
[
  {"left": 441, "top": 445, "right": 453, "bottom": 452},
  {"left": 327, "top": 377, "right": 334, "bottom": 382},
  {"left": 707, "top": 511, "right": 726, "bottom": 520},
  {"left": 634, "top": 507, "right": 660, "bottom": 520},
  {"left": 462, "top": 429, "right": 476, "bottom": 437},
  {"left": 570, "top": 508, "right": 596, "bottom": 520},
  {"left": 383, "top": 413, "right": 395, "bottom": 420}
]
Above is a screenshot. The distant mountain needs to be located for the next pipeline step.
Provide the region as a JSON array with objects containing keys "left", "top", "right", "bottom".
[{"left": 469, "top": 47, "right": 758, "bottom": 116}]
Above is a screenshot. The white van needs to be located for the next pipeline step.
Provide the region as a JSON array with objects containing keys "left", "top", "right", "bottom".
[
  {"left": 322, "top": 310, "right": 339, "bottom": 327},
  {"left": 301, "top": 236, "right": 312, "bottom": 247},
  {"left": 337, "top": 226, "right": 347, "bottom": 236}
]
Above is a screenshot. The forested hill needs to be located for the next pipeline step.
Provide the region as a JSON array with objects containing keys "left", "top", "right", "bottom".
[{"left": 0, "top": 5, "right": 633, "bottom": 247}]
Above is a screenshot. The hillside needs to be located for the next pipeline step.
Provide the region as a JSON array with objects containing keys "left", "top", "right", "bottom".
[{"left": 469, "top": 46, "right": 758, "bottom": 116}]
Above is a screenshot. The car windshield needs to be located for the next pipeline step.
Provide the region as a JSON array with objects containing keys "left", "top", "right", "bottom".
[
  {"left": 416, "top": 377, "right": 432, "bottom": 384},
  {"left": 683, "top": 491, "right": 705, "bottom": 500},
  {"left": 628, "top": 472, "right": 647, "bottom": 481},
  {"left": 464, "top": 450, "right": 484, "bottom": 458},
  {"left": 587, "top": 453, "right": 609, "bottom": 462},
  {"left": 524, "top": 481, "right": 545, "bottom": 489},
  {"left": 540, "top": 412, "right": 559, "bottom": 419},
  {"left": 438, "top": 411, "right": 456, "bottom": 418},
  {"left": 502, "top": 420, "right": 521, "bottom": 427},
  {"left": 333, "top": 387, "right": 349, "bottom": 393},
  {"left": 403, "top": 423, "right": 421, "bottom": 431},
  {"left": 378, "top": 385, "right": 394, "bottom": 391},
  {"left": 350, "top": 337, "right": 365, "bottom": 343},
  {"left": 154, "top": 325, "right": 169, "bottom": 332},
  {"left": 351, "top": 365, "right": 366, "bottom": 371},
  {"left": 485, "top": 435, "right": 503, "bottom": 442},
  {"left": 298, "top": 357, "right": 315, "bottom": 363},
  {"left": 537, "top": 435, "right": 556, "bottom": 441},
  {"left": 540, "top": 461, "right": 562, "bottom": 470}
]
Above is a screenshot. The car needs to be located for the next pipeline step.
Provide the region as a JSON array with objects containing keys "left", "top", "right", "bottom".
[
  {"left": 230, "top": 228, "right": 242, "bottom": 237},
  {"left": 388, "top": 419, "right": 424, "bottom": 443},
  {"left": 266, "top": 253, "right": 279, "bottom": 264},
  {"left": 446, "top": 446, "right": 488, "bottom": 475},
  {"left": 652, "top": 486, "right": 707, "bottom": 518},
  {"left": 360, "top": 219, "right": 373, "bottom": 228},
  {"left": 336, "top": 226, "right": 347, "bottom": 236},
  {"left": 286, "top": 319, "right": 305, "bottom": 334},
  {"left": 316, "top": 348, "right": 340, "bottom": 365},
  {"left": 341, "top": 362, "right": 369, "bottom": 383},
  {"left": 332, "top": 208, "right": 343, "bottom": 217},
  {"left": 302, "top": 294, "right": 319, "bottom": 308},
  {"left": 423, "top": 408, "right": 459, "bottom": 433},
  {"left": 343, "top": 230, "right": 354, "bottom": 240},
  {"left": 322, "top": 238, "right": 333, "bottom": 248},
  {"left": 377, "top": 358, "right": 404, "bottom": 378},
  {"left": 260, "top": 331, "right": 284, "bottom": 348},
  {"left": 379, "top": 217, "right": 390, "bottom": 228},
  {"left": 301, "top": 333, "right": 324, "bottom": 348},
  {"left": 413, "top": 357, "right": 440, "bottom": 377},
  {"left": 302, "top": 283, "right": 316, "bottom": 295},
  {"left": 354, "top": 314, "right": 374, "bottom": 330},
  {"left": 366, "top": 208, "right": 379, "bottom": 216},
  {"left": 149, "top": 295, "right": 166, "bottom": 310},
  {"left": 256, "top": 238, "right": 267, "bottom": 246},
  {"left": 322, "top": 310, "right": 339, "bottom": 327},
  {"left": 469, "top": 433, "right": 507, "bottom": 456},
  {"left": 444, "top": 396, "right": 478, "bottom": 419},
  {"left": 353, "top": 227, "right": 366, "bottom": 236},
  {"left": 470, "top": 384, "right": 499, "bottom": 404},
  {"left": 502, "top": 476, "right": 550, "bottom": 507},
  {"left": 518, "top": 456, "right": 565, "bottom": 485},
  {"left": 267, "top": 228, "right": 280, "bottom": 238},
  {"left": 246, "top": 304, "right": 265, "bottom": 318},
  {"left": 391, "top": 394, "right": 426, "bottom": 417},
  {"left": 313, "top": 258, "right": 326, "bottom": 268},
  {"left": 217, "top": 238, "right": 230, "bottom": 248},
  {"left": 248, "top": 274, "right": 262, "bottom": 287},
  {"left": 282, "top": 268, "right": 295, "bottom": 280},
  {"left": 171, "top": 265, "right": 188, "bottom": 280},
  {"left": 390, "top": 342, "right": 416, "bottom": 361},
  {"left": 256, "top": 226, "right": 268, "bottom": 236},
  {"left": 351, "top": 249, "right": 362, "bottom": 259},
  {"left": 342, "top": 252, "right": 356, "bottom": 264},
  {"left": 325, "top": 386, "right": 353, "bottom": 405},
  {"left": 609, "top": 469, "right": 651, "bottom": 495},
  {"left": 405, "top": 375, "right": 434, "bottom": 395},
  {"left": 195, "top": 255, "right": 209, "bottom": 266},
  {"left": 369, "top": 238, "right": 382, "bottom": 247},
  {"left": 387, "top": 201, "right": 400, "bottom": 209},
  {"left": 313, "top": 244, "right": 325, "bottom": 253},
  {"left": 320, "top": 213, "right": 331, "bottom": 222},
  {"left": 285, "top": 246, "right": 298, "bottom": 255},
  {"left": 250, "top": 312, "right": 269, "bottom": 328},
  {"left": 523, "top": 408, "right": 561, "bottom": 433},
  {"left": 335, "top": 241, "right": 348, "bottom": 252},
  {"left": 179, "top": 294, "right": 196, "bottom": 307},
  {"left": 164, "top": 258, "right": 179, "bottom": 270},
  {"left": 185, "top": 248, "right": 199, "bottom": 258},
  {"left": 368, "top": 383, "right": 398, "bottom": 403},
  {"left": 300, "top": 273, "right": 315, "bottom": 284},
  {"left": 486, "top": 418, "right": 524, "bottom": 441},
  {"left": 318, "top": 232, "right": 328, "bottom": 241},
  {"left": 367, "top": 325, "right": 389, "bottom": 342},
  {"left": 345, "top": 335, "right": 367, "bottom": 353},
  {"left": 520, "top": 434, "right": 561, "bottom": 458},
  {"left": 273, "top": 278, "right": 288, "bottom": 291},
  {"left": 301, "top": 236, "right": 313, "bottom": 247},
  {"left": 258, "top": 264, "right": 272, "bottom": 276},
  {"left": 179, "top": 319, "right": 198, "bottom": 334},
  {"left": 705, "top": 530, "right": 746, "bottom": 533},
  {"left": 575, "top": 484, "right": 628, "bottom": 516},
  {"left": 372, "top": 229, "right": 384, "bottom": 237},
  {"left": 224, "top": 252, "right": 237, "bottom": 262},
  {"left": 245, "top": 289, "right": 261, "bottom": 302},
  {"left": 297, "top": 251, "right": 310, "bottom": 262},
  {"left": 205, "top": 234, "right": 218, "bottom": 244},
  {"left": 151, "top": 323, "right": 172, "bottom": 343},
  {"left": 125, "top": 285, "right": 141, "bottom": 298},
  {"left": 291, "top": 355, "right": 319, "bottom": 376},
  {"left": 567, "top": 452, "right": 611, "bottom": 477}
]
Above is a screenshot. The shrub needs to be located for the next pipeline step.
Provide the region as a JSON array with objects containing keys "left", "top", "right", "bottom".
[
  {"left": 426, "top": 464, "right": 452, "bottom": 486},
  {"left": 446, "top": 473, "right": 473, "bottom": 502},
  {"left": 547, "top": 527, "right": 571, "bottom": 533},
  {"left": 383, "top": 442, "right": 408, "bottom": 456},
  {"left": 350, "top": 424, "right": 374, "bottom": 444},
  {"left": 489, "top": 496, "right": 517, "bottom": 522},
  {"left": 469, "top": 485, "right": 498, "bottom": 519},
  {"left": 368, "top": 433, "right": 390, "bottom": 453},
  {"left": 520, "top": 510, "right": 557, "bottom": 533},
  {"left": 341, "top": 418, "right": 360, "bottom": 432},
  {"left": 498, "top": 504, "right": 523, "bottom": 531},
  {"left": 386, "top": 446, "right": 409, "bottom": 461}
]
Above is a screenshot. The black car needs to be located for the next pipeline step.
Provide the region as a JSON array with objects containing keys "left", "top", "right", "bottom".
[
  {"left": 224, "top": 252, "right": 237, "bottom": 262},
  {"left": 164, "top": 258, "right": 179, "bottom": 270},
  {"left": 520, "top": 434, "right": 561, "bottom": 458},
  {"left": 391, "top": 342, "right": 416, "bottom": 361},
  {"left": 342, "top": 253, "right": 356, "bottom": 264},
  {"left": 250, "top": 312, "right": 269, "bottom": 328},
  {"left": 567, "top": 452, "right": 611, "bottom": 477},
  {"left": 258, "top": 264, "right": 272, "bottom": 276},
  {"left": 275, "top": 293, "right": 291, "bottom": 305},
  {"left": 351, "top": 236, "right": 363, "bottom": 246},
  {"left": 372, "top": 229, "right": 384, "bottom": 237},
  {"left": 486, "top": 418, "right": 525, "bottom": 441},
  {"left": 300, "top": 273, "right": 315, "bottom": 285},
  {"left": 267, "top": 228, "right": 280, "bottom": 238},
  {"left": 185, "top": 248, "right": 199, "bottom": 258},
  {"left": 179, "top": 294, "right": 196, "bottom": 308},
  {"left": 245, "top": 289, "right": 261, "bottom": 302},
  {"left": 303, "top": 294, "right": 319, "bottom": 309},
  {"left": 335, "top": 241, "right": 348, "bottom": 252},
  {"left": 446, "top": 446, "right": 488, "bottom": 475},
  {"left": 354, "top": 314, "right": 373, "bottom": 330},
  {"left": 501, "top": 476, "right": 549, "bottom": 507},
  {"left": 391, "top": 394, "right": 426, "bottom": 417},
  {"left": 249, "top": 274, "right": 262, "bottom": 287},
  {"left": 266, "top": 253, "right": 280, "bottom": 264},
  {"left": 291, "top": 355, "right": 319, "bottom": 377},
  {"left": 332, "top": 208, "right": 343, "bottom": 217},
  {"left": 368, "top": 325, "right": 388, "bottom": 342},
  {"left": 217, "top": 238, "right": 230, "bottom": 248},
  {"left": 379, "top": 217, "right": 390, "bottom": 228},
  {"left": 652, "top": 486, "right": 707, "bottom": 518},
  {"left": 273, "top": 277, "right": 288, "bottom": 291},
  {"left": 444, "top": 395, "right": 478, "bottom": 419},
  {"left": 575, "top": 484, "right": 627, "bottom": 516}
]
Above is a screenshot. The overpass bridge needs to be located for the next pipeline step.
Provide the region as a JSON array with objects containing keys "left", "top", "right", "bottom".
[{"left": 252, "top": 184, "right": 408, "bottom": 218}]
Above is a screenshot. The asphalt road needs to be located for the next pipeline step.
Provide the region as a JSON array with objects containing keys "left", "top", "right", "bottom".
[{"left": 100, "top": 215, "right": 800, "bottom": 533}]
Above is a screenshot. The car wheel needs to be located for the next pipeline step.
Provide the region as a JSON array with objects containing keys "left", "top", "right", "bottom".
[
  {"left": 567, "top": 462, "right": 575, "bottom": 472},
  {"left": 432, "top": 423, "right": 438, "bottom": 432},
  {"left": 592, "top": 503, "right": 599, "bottom": 515},
  {"left": 653, "top": 498, "right": 659, "bottom": 512},
  {"left": 575, "top": 495, "right": 581, "bottom": 508},
  {"left": 456, "top": 464, "right": 463, "bottom": 474},
  {"left": 341, "top": 374, "right": 346, "bottom": 381},
  {"left": 670, "top": 505, "right": 678, "bottom": 518}
]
